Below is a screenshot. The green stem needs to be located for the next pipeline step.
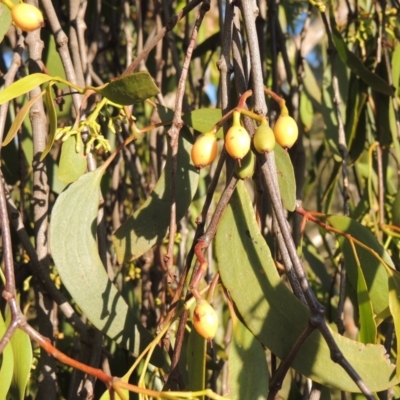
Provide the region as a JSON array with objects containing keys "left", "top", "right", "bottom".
[{"left": 1, "top": 0, "right": 15, "bottom": 10}]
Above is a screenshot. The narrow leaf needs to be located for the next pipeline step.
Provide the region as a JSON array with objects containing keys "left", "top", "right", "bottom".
[
  {"left": 2, "top": 89, "right": 46, "bottom": 146},
  {"left": 327, "top": 215, "right": 392, "bottom": 316},
  {"left": 0, "top": 312, "right": 14, "bottom": 400},
  {"left": 275, "top": 144, "right": 296, "bottom": 211},
  {"left": 332, "top": 27, "right": 393, "bottom": 96},
  {"left": 6, "top": 307, "right": 32, "bottom": 400},
  {"left": 187, "top": 327, "right": 206, "bottom": 396},
  {"left": 94, "top": 72, "right": 159, "bottom": 105},
  {"left": 50, "top": 167, "right": 164, "bottom": 366},
  {"left": 112, "top": 133, "right": 199, "bottom": 263},
  {"left": 40, "top": 84, "right": 58, "bottom": 161},
  {"left": 386, "top": 268, "right": 400, "bottom": 378},
  {"left": 0, "top": 74, "right": 52, "bottom": 105},
  {"left": 216, "top": 182, "right": 399, "bottom": 392},
  {"left": 0, "top": 2, "right": 12, "bottom": 44}
]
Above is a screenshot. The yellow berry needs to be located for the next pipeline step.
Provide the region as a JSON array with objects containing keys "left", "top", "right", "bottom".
[
  {"left": 225, "top": 125, "right": 251, "bottom": 160},
  {"left": 273, "top": 115, "right": 298, "bottom": 149},
  {"left": 191, "top": 134, "right": 218, "bottom": 169},
  {"left": 11, "top": 3, "right": 44, "bottom": 32},
  {"left": 193, "top": 299, "right": 218, "bottom": 340}
]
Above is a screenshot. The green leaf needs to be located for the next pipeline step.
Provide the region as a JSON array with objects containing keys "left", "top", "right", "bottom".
[
  {"left": 112, "top": 133, "right": 199, "bottom": 263},
  {"left": 0, "top": 2, "right": 12, "bottom": 44},
  {"left": 0, "top": 73, "right": 52, "bottom": 106},
  {"left": 6, "top": 308, "right": 32, "bottom": 400},
  {"left": 275, "top": 144, "right": 296, "bottom": 211},
  {"left": 57, "top": 135, "right": 87, "bottom": 184},
  {"left": 215, "top": 182, "right": 399, "bottom": 392},
  {"left": 0, "top": 312, "right": 14, "bottom": 400},
  {"left": 50, "top": 167, "right": 164, "bottom": 366},
  {"left": 186, "top": 326, "right": 206, "bottom": 396},
  {"left": 228, "top": 303, "right": 269, "bottom": 400},
  {"left": 2, "top": 89, "right": 46, "bottom": 146},
  {"left": 40, "top": 84, "right": 58, "bottom": 161},
  {"left": 392, "top": 190, "right": 400, "bottom": 226},
  {"left": 327, "top": 216, "right": 392, "bottom": 316},
  {"left": 183, "top": 108, "right": 223, "bottom": 138},
  {"left": 300, "top": 91, "right": 313, "bottom": 132},
  {"left": 386, "top": 268, "right": 400, "bottom": 378},
  {"left": 332, "top": 27, "right": 393, "bottom": 96},
  {"left": 94, "top": 72, "right": 159, "bottom": 105}
]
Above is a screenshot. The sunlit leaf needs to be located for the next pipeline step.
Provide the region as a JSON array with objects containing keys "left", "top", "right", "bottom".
[
  {"left": 57, "top": 135, "right": 87, "bottom": 184},
  {"left": 0, "top": 312, "right": 13, "bottom": 400},
  {"left": 112, "top": 132, "right": 199, "bottom": 263},
  {"left": 50, "top": 166, "right": 164, "bottom": 366},
  {"left": 6, "top": 306, "right": 32, "bottom": 400},
  {"left": 216, "top": 182, "right": 399, "bottom": 392},
  {"left": 183, "top": 108, "right": 223, "bottom": 137},
  {"left": 2, "top": 89, "right": 46, "bottom": 146},
  {"left": 0, "top": 2, "right": 12, "bottom": 44},
  {"left": 0, "top": 74, "right": 52, "bottom": 105},
  {"left": 40, "top": 84, "right": 58, "bottom": 161},
  {"left": 95, "top": 72, "right": 159, "bottom": 105}
]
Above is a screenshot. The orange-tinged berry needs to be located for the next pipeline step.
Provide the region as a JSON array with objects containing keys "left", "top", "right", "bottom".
[
  {"left": 253, "top": 123, "right": 275, "bottom": 154},
  {"left": 191, "top": 134, "right": 218, "bottom": 169},
  {"left": 273, "top": 115, "right": 298, "bottom": 149},
  {"left": 11, "top": 3, "right": 44, "bottom": 32},
  {"left": 193, "top": 299, "right": 218, "bottom": 340},
  {"left": 225, "top": 125, "right": 251, "bottom": 160}
]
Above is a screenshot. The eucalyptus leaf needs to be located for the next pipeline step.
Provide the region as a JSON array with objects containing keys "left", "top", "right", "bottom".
[
  {"left": 216, "top": 182, "right": 399, "bottom": 392},
  {"left": 50, "top": 167, "right": 164, "bottom": 366}
]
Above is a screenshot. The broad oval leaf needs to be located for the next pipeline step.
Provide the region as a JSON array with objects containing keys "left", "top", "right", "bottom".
[
  {"left": 216, "top": 182, "right": 399, "bottom": 392},
  {"left": 183, "top": 108, "right": 223, "bottom": 137},
  {"left": 275, "top": 144, "right": 296, "bottom": 211},
  {"left": 50, "top": 167, "right": 164, "bottom": 366},
  {"left": 0, "top": 312, "right": 14, "bottom": 400},
  {"left": 95, "top": 72, "right": 159, "bottom": 105},
  {"left": 112, "top": 132, "right": 199, "bottom": 263},
  {"left": 57, "top": 135, "right": 87, "bottom": 184},
  {"left": 227, "top": 302, "right": 269, "bottom": 400},
  {"left": 0, "top": 73, "right": 52, "bottom": 106}
]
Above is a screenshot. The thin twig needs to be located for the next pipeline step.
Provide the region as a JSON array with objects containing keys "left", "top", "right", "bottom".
[{"left": 164, "top": 0, "right": 210, "bottom": 282}]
